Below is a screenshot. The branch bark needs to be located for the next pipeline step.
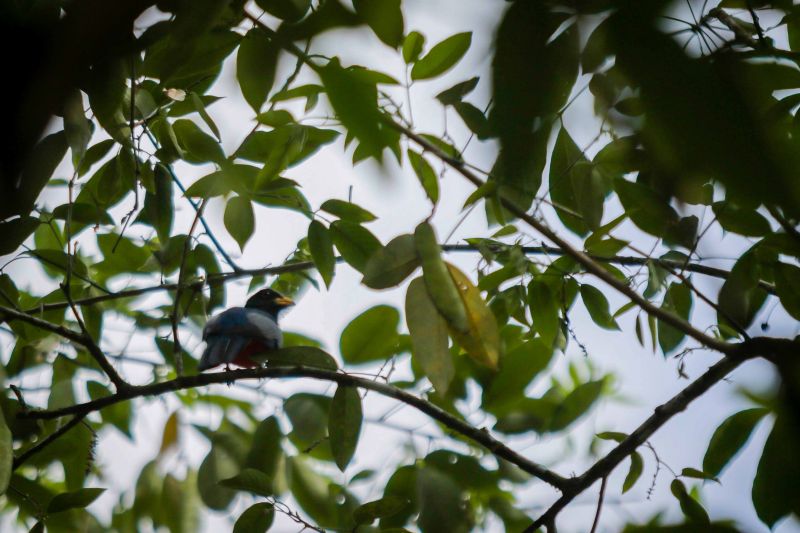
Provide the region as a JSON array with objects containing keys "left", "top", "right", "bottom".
[{"left": 16, "top": 364, "right": 570, "bottom": 490}]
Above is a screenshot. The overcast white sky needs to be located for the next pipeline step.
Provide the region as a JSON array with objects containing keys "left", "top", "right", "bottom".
[{"left": 6, "top": 1, "right": 800, "bottom": 531}]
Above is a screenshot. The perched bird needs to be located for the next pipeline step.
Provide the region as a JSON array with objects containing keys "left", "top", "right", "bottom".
[{"left": 198, "top": 288, "right": 294, "bottom": 371}]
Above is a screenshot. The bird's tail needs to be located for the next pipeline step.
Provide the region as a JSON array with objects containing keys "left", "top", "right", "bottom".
[{"left": 198, "top": 335, "right": 248, "bottom": 371}]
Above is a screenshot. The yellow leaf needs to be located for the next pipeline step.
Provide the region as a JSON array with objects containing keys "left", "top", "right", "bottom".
[
  {"left": 159, "top": 411, "right": 179, "bottom": 455},
  {"left": 445, "top": 263, "right": 500, "bottom": 369}
]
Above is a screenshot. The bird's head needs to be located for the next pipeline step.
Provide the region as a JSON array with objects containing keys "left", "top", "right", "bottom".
[{"left": 245, "top": 288, "right": 295, "bottom": 318}]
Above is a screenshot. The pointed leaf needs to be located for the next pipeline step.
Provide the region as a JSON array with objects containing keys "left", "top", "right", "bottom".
[
  {"left": 362, "top": 234, "right": 420, "bottom": 289},
  {"left": 411, "top": 32, "right": 472, "bottom": 80},
  {"left": 308, "top": 220, "right": 335, "bottom": 288},
  {"left": 446, "top": 263, "right": 500, "bottom": 369},
  {"left": 329, "top": 385, "right": 363, "bottom": 471},
  {"left": 224, "top": 196, "right": 255, "bottom": 251},
  {"left": 237, "top": 28, "right": 279, "bottom": 111},
  {"left": 406, "top": 277, "right": 454, "bottom": 394},
  {"left": 234, "top": 502, "right": 275, "bottom": 533}
]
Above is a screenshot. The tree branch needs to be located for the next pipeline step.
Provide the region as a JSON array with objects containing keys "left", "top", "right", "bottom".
[
  {"left": 16, "top": 365, "right": 570, "bottom": 490},
  {"left": 12, "top": 414, "right": 88, "bottom": 471},
  {"left": 0, "top": 304, "right": 129, "bottom": 391},
  {"left": 524, "top": 352, "right": 750, "bottom": 532},
  {"left": 392, "top": 121, "right": 733, "bottom": 355}
]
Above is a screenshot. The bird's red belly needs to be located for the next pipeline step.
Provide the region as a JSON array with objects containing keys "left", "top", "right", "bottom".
[{"left": 230, "top": 340, "right": 270, "bottom": 367}]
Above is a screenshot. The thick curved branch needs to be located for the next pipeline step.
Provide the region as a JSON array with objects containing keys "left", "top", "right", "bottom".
[{"left": 16, "top": 365, "right": 569, "bottom": 490}]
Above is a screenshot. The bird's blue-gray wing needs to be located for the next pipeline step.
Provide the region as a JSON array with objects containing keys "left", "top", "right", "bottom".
[{"left": 198, "top": 308, "right": 282, "bottom": 370}]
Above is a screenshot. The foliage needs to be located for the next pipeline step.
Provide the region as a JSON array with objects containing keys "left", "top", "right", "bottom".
[{"left": 1, "top": 0, "right": 800, "bottom": 531}]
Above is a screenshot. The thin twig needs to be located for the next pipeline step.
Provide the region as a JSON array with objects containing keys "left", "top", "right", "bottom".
[
  {"left": 589, "top": 476, "right": 608, "bottom": 533},
  {"left": 171, "top": 198, "right": 207, "bottom": 375}
]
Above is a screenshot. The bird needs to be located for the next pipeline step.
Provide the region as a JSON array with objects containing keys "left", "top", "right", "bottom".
[{"left": 198, "top": 288, "right": 294, "bottom": 371}]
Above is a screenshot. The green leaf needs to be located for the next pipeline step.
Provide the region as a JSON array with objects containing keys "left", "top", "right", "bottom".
[
  {"left": 256, "top": 109, "right": 294, "bottom": 126},
  {"left": 11, "top": 131, "right": 67, "bottom": 220},
  {"left": 615, "top": 178, "right": 679, "bottom": 238},
  {"left": 597, "top": 431, "right": 628, "bottom": 442},
  {"left": 329, "top": 220, "right": 381, "bottom": 273},
  {"left": 244, "top": 416, "right": 284, "bottom": 486},
  {"left": 416, "top": 466, "right": 470, "bottom": 533},
  {"left": 483, "top": 338, "right": 553, "bottom": 409},
  {"left": 622, "top": 451, "right": 643, "bottom": 493},
  {"left": 308, "top": 220, "right": 335, "bottom": 288},
  {"left": 493, "top": 5, "right": 578, "bottom": 204},
  {"left": 752, "top": 414, "right": 800, "bottom": 527},
  {"left": 402, "top": 31, "right": 425, "bottom": 63},
  {"left": 718, "top": 249, "right": 769, "bottom": 332},
  {"left": 436, "top": 77, "right": 480, "bottom": 106},
  {"left": 320, "top": 199, "right": 376, "bottom": 223},
  {"left": 47, "top": 487, "right": 105, "bottom": 514},
  {"left": 411, "top": 32, "right": 472, "bottom": 80},
  {"left": 775, "top": 262, "right": 800, "bottom": 320},
  {"left": 340, "top": 305, "right": 400, "bottom": 364},
  {"left": 285, "top": 393, "right": 330, "bottom": 455},
  {"left": 287, "top": 456, "right": 337, "bottom": 527},
  {"left": 224, "top": 196, "right": 255, "bottom": 251},
  {"left": 173, "top": 119, "right": 226, "bottom": 165},
  {"left": 671, "top": 479, "right": 710, "bottom": 524},
  {"left": 318, "top": 58, "right": 395, "bottom": 160},
  {"left": 255, "top": 346, "right": 338, "bottom": 370},
  {"left": 197, "top": 444, "right": 239, "bottom": 510},
  {"left": 454, "top": 102, "right": 491, "bottom": 139},
  {"left": 362, "top": 234, "right": 420, "bottom": 289},
  {"left": 406, "top": 277, "right": 454, "bottom": 395},
  {"left": 353, "top": 0, "right": 404, "bottom": 48},
  {"left": 233, "top": 502, "right": 275, "bottom": 533},
  {"left": 528, "top": 280, "right": 560, "bottom": 346},
  {"left": 658, "top": 282, "right": 692, "bottom": 354},
  {"left": 550, "top": 127, "right": 590, "bottom": 235},
  {"left": 77, "top": 139, "right": 115, "bottom": 177},
  {"left": 580, "top": 284, "right": 620, "bottom": 330},
  {"left": 255, "top": 0, "right": 310, "bottom": 21},
  {"left": 63, "top": 90, "right": 92, "bottom": 166},
  {"left": 0, "top": 217, "right": 40, "bottom": 256},
  {"left": 712, "top": 202, "right": 771, "bottom": 237},
  {"left": 136, "top": 164, "right": 174, "bottom": 242},
  {"left": 237, "top": 27, "right": 279, "bottom": 111},
  {"left": 329, "top": 385, "right": 363, "bottom": 471},
  {"left": 0, "top": 408, "right": 11, "bottom": 496},
  {"left": 703, "top": 408, "right": 768, "bottom": 477},
  {"left": 190, "top": 92, "right": 222, "bottom": 141},
  {"left": 353, "top": 495, "right": 407, "bottom": 525},
  {"left": 87, "top": 381, "right": 132, "bottom": 438},
  {"left": 220, "top": 468, "right": 274, "bottom": 497},
  {"left": 681, "top": 467, "right": 719, "bottom": 482},
  {"left": 407, "top": 149, "right": 439, "bottom": 203},
  {"left": 549, "top": 380, "right": 604, "bottom": 431}
]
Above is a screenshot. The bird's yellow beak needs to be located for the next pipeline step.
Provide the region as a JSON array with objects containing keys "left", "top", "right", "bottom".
[{"left": 274, "top": 296, "right": 295, "bottom": 307}]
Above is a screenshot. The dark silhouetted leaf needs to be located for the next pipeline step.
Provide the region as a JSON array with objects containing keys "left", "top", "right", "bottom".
[{"left": 329, "top": 385, "right": 363, "bottom": 471}]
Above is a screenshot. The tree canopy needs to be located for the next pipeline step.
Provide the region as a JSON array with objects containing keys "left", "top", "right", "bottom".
[{"left": 1, "top": 0, "right": 800, "bottom": 531}]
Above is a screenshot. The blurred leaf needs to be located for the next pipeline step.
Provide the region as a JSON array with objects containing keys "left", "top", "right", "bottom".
[
  {"left": 403, "top": 31, "right": 425, "bottom": 63},
  {"left": 622, "top": 452, "right": 643, "bottom": 493},
  {"left": 320, "top": 199, "right": 376, "bottom": 223},
  {"left": 354, "top": 0, "right": 403, "bottom": 48},
  {"left": 412, "top": 32, "right": 471, "bottom": 80},
  {"left": 658, "top": 282, "right": 692, "bottom": 354},
  {"left": 329, "top": 220, "right": 381, "bottom": 273},
  {"left": 454, "top": 102, "right": 491, "bottom": 139},
  {"left": 287, "top": 456, "right": 337, "bottom": 526},
  {"left": 671, "top": 479, "right": 710, "bottom": 524},
  {"left": 406, "top": 277, "right": 454, "bottom": 394},
  {"left": 233, "top": 502, "right": 275, "bottom": 533},
  {"left": 9, "top": 131, "right": 67, "bottom": 220},
  {"left": 190, "top": 92, "right": 221, "bottom": 141},
  {"left": 220, "top": 468, "right": 274, "bottom": 497},
  {"left": 63, "top": 90, "right": 91, "bottom": 166},
  {"left": 718, "top": 250, "right": 768, "bottom": 332},
  {"left": 752, "top": 413, "right": 800, "bottom": 527},
  {"left": 224, "top": 196, "right": 255, "bottom": 251},
  {"left": 436, "top": 77, "right": 479, "bottom": 106},
  {"left": 712, "top": 202, "right": 771, "bottom": 237},
  {"left": 362, "top": 234, "right": 420, "bottom": 289},
  {"left": 581, "top": 284, "right": 620, "bottom": 330},
  {"left": 47, "top": 488, "right": 105, "bottom": 514},
  {"left": 483, "top": 338, "right": 553, "bottom": 409},
  {"left": 245, "top": 416, "right": 283, "bottom": 487},
  {"left": 308, "top": 220, "right": 335, "bottom": 288},
  {"left": 197, "top": 445, "right": 239, "bottom": 510},
  {"left": 353, "top": 495, "right": 407, "bottom": 525},
  {"left": 87, "top": 381, "right": 132, "bottom": 438},
  {"left": 329, "top": 385, "right": 363, "bottom": 471},
  {"left": 417, "top": 466, "right": 470, "bottom": 533},
  {"left": 0, "top": 408, "right": 11, "bottom": 496},
  {"left": 775, "top": 262, "right": 800, "bottom": 320},
  {"left": 340, "top": 305, "right": 400, "bottom": 364},
  {"left": 237, "top": 27, "right": 278, "bottom": 111},
  {"left": 160, "top": 411, "right": 180, "bottom": 455},
  {"left": 255, "top": 346, "right": 338, "bottom": 370},
  {"left": 549, "top": 380, "right": 604, "bottom": 431},
  {"left": 703, "top": 408, "right": 768, "bottom": 477},
  {"left": 550, "top": 127, "right": 591, "bottom": 235},
  {"left": 256, "top": 0, "right": 310, "bottom": 21},
  {"left": 407, "top": 149, "right": 439, "bottom": 203},
  {"left": 0, "top": 217, "right": 40, "bottom": 255}
]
